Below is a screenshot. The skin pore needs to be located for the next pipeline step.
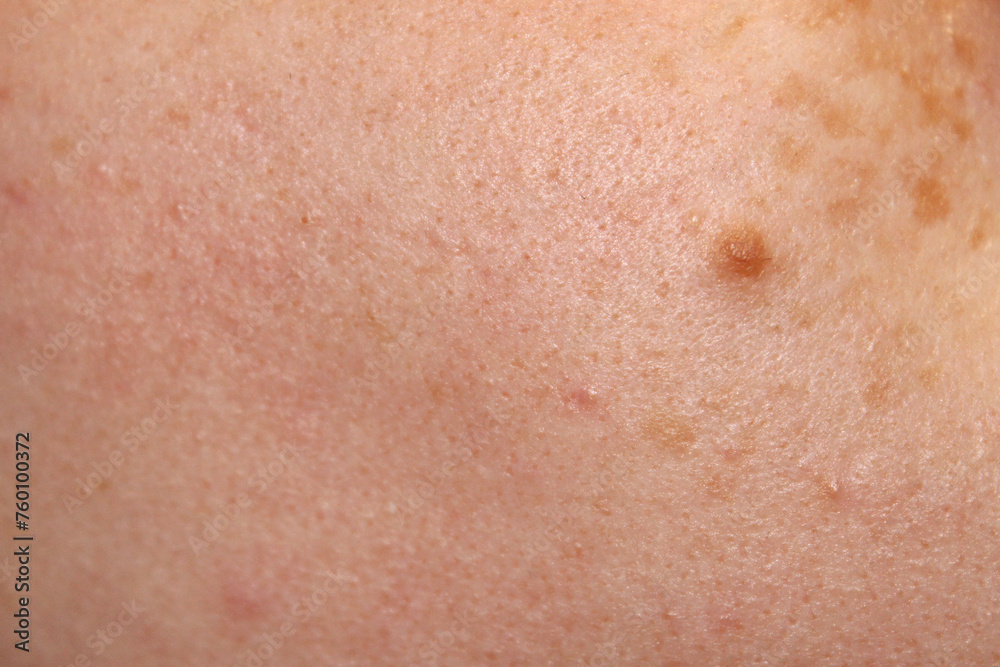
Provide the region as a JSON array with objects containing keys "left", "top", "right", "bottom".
[{"left": 2, "top": 0, "right": 1000, "bottom": 664}]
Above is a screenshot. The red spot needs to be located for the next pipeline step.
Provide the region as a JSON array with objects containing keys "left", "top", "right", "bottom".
[{"left": 566, "top": 387, "right": 599, "bottom": 411}]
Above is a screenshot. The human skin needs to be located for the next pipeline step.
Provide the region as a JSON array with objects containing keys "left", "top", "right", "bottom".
[{"left": 2, "top": 0, "right": 1000, "bottom": 664}]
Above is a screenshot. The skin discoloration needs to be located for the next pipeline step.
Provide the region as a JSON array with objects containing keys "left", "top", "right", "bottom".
[
  {"left": 912, "top": 175, "right": 951, "bottom": 225},
  {"left": 774, "top": 134, "right": 814, "bottom": 174},
  {"left": 641, "top": 410, "right": 697, "bottom": 455},
  {"left": 711, "top": 223, "right": 771, "bottom": 280}
]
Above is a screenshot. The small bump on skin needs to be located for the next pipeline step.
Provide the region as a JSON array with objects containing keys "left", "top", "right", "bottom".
[
  {"left": 912, "top": 175, "right": 951, "bottom": 225},
  {"left": 711, "top": 223, "right": 772, "bottom": 280}
]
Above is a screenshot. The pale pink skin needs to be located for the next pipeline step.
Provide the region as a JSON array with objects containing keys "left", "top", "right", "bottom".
[{"left": 2, "top": 1, "right": 1000, "bottom": 665}]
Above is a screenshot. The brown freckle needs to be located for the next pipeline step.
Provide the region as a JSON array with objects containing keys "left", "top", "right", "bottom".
[
  {"left": 818, "top": 104, "right": 861, "bottom": 139},
  {"left": 772, "top": 72, "right": 812, "bottom": 110},
  {"left": 164, "top": 106, "right": 191, "bottom": 126},
  {"left": 650, "top": 50, "right": 680, "bottom": 86},
  {"left": 918, "top": 365, "right": 942, "bottom": 389},
  {"left": 301, "top": 214, "right": 310, "bottom": 224},
  {"left": 862, "top": 375, "right": 892, "bottom": 408},
  {"left": 827, "top": 198, "right": 863, "bottom": 229},
  {"left": 952, "top": 34, "right": 978, "bottom": 70},
  {"left": 912, "top": 176, "right": 951, "bottom": 225},
  {"left": 712, "top": 223, "right": 771, "bottom": 280},
  {"left": 969, "top": 222, "right": 987, "bottom": 250},
  {"left": 720, "top": 15, "right": 748, "bottom": 40},
  {"left": 50, "top": 135, "right": 73, "bottom": 156},
  {"left": 641, "top": 410, "right": 696, "bottom": 455},
  {"left": 655, "top": 280, "right": 671, "bottom": 298},
  {"left": 2, "top": 181, "right": 30, "bottom": 207},
  {"left": 774, "top": 134, "right": 813, "bottom": 173}
]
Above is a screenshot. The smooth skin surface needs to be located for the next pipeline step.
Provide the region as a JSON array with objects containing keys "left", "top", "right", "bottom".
[{"left": 2, "top": 0, "right": 1000, "bottom": 665}]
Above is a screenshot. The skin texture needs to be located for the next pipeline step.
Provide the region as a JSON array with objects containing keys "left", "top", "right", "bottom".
[{"left": 2, "top": 0, "right": 1000, "bottom": 665}]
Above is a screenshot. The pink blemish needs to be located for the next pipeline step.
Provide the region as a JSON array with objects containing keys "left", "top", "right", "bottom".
[
  {"left": 2, "top": 181, "right": 31, "bottom": 208},
  {"left": 565, "top": 386, "right": 599, "bottom": 411}
]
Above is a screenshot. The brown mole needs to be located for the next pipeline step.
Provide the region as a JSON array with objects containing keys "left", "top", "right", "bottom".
[{"left": 711, "top": 223, "right": 771, "bottom": 280}]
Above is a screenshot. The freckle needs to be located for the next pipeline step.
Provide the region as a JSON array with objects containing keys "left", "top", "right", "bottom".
[
  {"left": 774, "top": 134, "right": 814, "bottom": 173},
  {"left": 711, "top": 223, "right": 771, "bottom": 280},
  {"left": 862, "top": 374, "right": 892, "bottom": 408},
  {"left": 918, "top": 365, "right": 942, "bottom": 389},
  {"left": 641, "top": 410, "right": 696, "bottom": 455},
  {"left": 912, "top": 176, "right": 951, "bottom": 225},
  {"left": 655, "top": 280, "right": 671, "bottom": 298},
  {"left": 50, "top": 135, "right": 73, "bottom": 155},
  {"left": 827, "top": 198, "right": 863, "bottom": 229},
  {"left": 952, "top": 34, "right": 978, "bottom": 70},
  {"left": 969, "top": 222, "right": 987, "bottom": 250},
  {"left": 164, "top": 106, "right": 191, "bottom": 126},
  {"left": 819, "top": 104, "right": 861, "bottom": 139},
  {"left": 771, "top": 72, "right": 812, "bottom": 110},
  {"left": 650, "top": 50, "right": 680, "bottom": 86},
  {"left": 720, "top": 15, "right": 748, "bottom": 40},
  {"left": 2, "top": 181, "right": 30, "bottom": 207},
  {"left": 950, "top": 115, "right": 972, "bottom": 143}
]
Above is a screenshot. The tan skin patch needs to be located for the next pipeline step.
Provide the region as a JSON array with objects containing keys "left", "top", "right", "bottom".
[
  {"left": 952, "top": 34, "right": 978, "bottom": 70},
  {"left": 641, "top": 411, "right": 697, "bottom": 455},
  {"left": 711, "top": 223, "right": 771, "bottom": 280},
  {"left": 912, "top": 175, "right": 952, "bottom": 225},
  {"left": 774, "top": 134, "right": 814, "bottom": 174}
]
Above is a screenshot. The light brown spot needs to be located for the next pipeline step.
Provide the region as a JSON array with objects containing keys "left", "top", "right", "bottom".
[
  {"left": 952, "top": 34, "right": 978, "bottom": 70},
  {"left": 818, "top": 103, "right": 862, "bottom": 138},
  {"left": 712, "top": 223, "right": 771, "bottom": 280},
  {"left": 774, "top": 134, "right": 814, "bottom": 173},
  {"left": 827, "top": 198, "right": 863, "bottom": 229},
  {"left": 720, "top": 15, "right": 748, "bottom": 41},
  {"left": 650, "top": 50, "right": 681, "bottom": 86},
  {"left": 862, "top": 374, "right": 892, "bottom": 408},
  {"left": 164, "top": 106, "right": 191, "bottom": 126},
  {"left": 641, "top": 411, "right": 696, "bottom": 455},
  {"left": 912, "top": 176, "right": 951, "bottom": 225},
  {"left": 50, "top": 135, "right": 73, "bottom": 156}
]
